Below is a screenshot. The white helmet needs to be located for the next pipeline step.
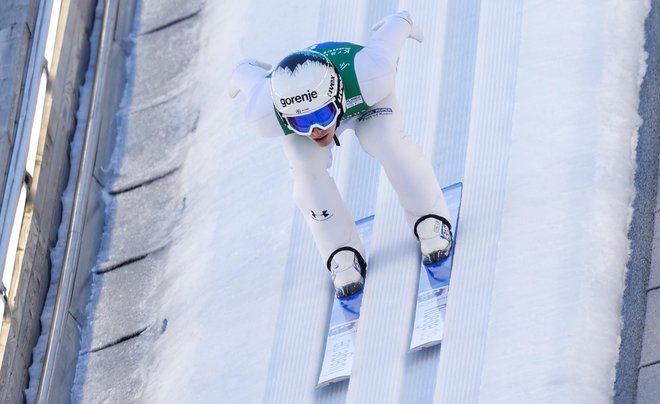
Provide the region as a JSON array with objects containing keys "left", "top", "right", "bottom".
[{"left": 270, "top": 50, "right": 345, "bottom": 135}]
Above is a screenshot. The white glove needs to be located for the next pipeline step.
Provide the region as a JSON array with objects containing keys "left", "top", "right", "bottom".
[
  {"left": 371, "top": 10, "right": 424, "bottom": 43},
  {"left": 228, "top": 58, "right": 273, "bottom": 98}
]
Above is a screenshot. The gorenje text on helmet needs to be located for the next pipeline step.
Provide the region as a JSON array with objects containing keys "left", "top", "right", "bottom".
[{"left": 279, "top": 90, "right": 318, "bottom": 108}]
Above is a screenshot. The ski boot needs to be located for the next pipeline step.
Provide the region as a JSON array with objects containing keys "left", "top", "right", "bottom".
[
  {"left": 327, "top": 248, "right": 367, "bottom": 298},
  {"left": 415, "top": 215, "right": 453, "bottom": 266}
]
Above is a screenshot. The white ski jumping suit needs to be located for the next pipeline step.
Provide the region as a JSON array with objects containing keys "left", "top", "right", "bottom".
[{"left": 230, "top": 15, "right": 451, "bottom": 268}]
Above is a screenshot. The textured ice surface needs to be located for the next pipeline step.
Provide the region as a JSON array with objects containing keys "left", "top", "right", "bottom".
[
  {"left": 72, "top": 329, "right": 156, "bottom": 403},
  {"left": 66, "top": 1, "right": 201, "bottom": 402},
  {"left": 135, "top": 0, "right": 204, "bottom": 35},
  {"left": 84, "top": 250, "right": 164, "bottom": 351},
  {"left": 111, "top": 94, "right": 197, "bottom": 192},
  {"left": 97, "top": 171, "right": 183, "bottom": 270},
  {"left": 128, "top": 12, "right": 200, "bottom": 110}
]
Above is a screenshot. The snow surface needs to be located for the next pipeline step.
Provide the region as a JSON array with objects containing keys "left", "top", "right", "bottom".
[
  {"left": 40, "top": 0, "right": 650, "bottom": 402},
  {"left": 138, "top": 0, "right": 648, "bottom": 402}
]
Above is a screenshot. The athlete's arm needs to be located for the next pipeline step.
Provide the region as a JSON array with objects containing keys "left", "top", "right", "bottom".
[{"left": 229, "top": 59, "right": 283, "bottom": 138}]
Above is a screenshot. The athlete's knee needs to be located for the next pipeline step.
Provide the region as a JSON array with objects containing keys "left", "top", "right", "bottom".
[
  {"left": 356, "top": 109, "right": 404, "bottom": 157},
  {"left": 355, "top": 50, "right": 396, "bottom": 105},
  {"left": 283, "top": 137, "right": 332, "bottom": 178}
]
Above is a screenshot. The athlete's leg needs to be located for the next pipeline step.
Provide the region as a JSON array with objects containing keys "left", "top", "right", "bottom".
[
  {"left": 282, "top": 135, "right": 365, "bottom": 267},
  {"left": 354, "top": 93, "right": 451, "bottom": 231},
  {"left": 355, "top": 14, "right": 417, "bottom": 105}
]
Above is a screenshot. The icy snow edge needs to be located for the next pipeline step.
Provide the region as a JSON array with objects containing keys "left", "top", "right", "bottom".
[{"left": 479, "top": 1, "right": 650, "bottom": 403}]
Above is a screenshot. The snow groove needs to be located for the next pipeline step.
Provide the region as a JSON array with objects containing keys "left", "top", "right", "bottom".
[
  {"left": 109, "top": 167, "right": 180, "bottom": 195},
  {"left": 404, "top": 0, "right": 481, "bottom": 401},
  {"left": 85, "top": 326, "right": 149, "bottom": 354},
  {"left": 263, "top": 1, "right": 491, "bottom": 402},
  {"left": 434, "top": 1, "right": 523, "bottom": 402},
  {"left": 263, "top": 2, "right": 394, "bottom": 403},
  {"left": 478, "top": 1, "right": 647, "bottom": 401},
  {"left": 640, "top": 359, "right": 660, "bottom": 370},
  {"left": 94, "top": 253, "right": 150, "bottom": 274},
  {"left": 263, "top": 213, "right": 335, "bottom": 404},
  {"left": 347, "top": 1, "right": 482, "bottom": 403},
  {"left": 93, "top": 243, "right": 169, "bottom": 275},
  {"left": 427, "top": 0, "right": 481, "bottom": 185},
  {"left": 139, "top": 10, "right": 202, "bottom": 36}
]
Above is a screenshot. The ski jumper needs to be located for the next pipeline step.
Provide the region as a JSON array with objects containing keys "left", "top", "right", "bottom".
[{"left": 231, "top": 16, "right": 451, "bottom": 265}]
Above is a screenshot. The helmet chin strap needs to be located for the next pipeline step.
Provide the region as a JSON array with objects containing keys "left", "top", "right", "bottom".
[{"left": 334, "top": 134, "right": 340, "bottom": 146}]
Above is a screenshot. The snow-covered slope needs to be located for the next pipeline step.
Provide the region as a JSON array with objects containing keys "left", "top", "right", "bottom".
[{"left": 108, "top": 0, "right": 648, "bottom": 402}]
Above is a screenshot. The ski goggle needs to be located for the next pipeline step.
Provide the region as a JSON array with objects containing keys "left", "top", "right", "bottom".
[{"left": 283, "top": 101, "right": 340, "bottom": 136}]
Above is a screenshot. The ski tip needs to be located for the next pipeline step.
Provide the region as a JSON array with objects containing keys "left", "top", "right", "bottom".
[
  {"left": 409, "top": 340, "right": 442, "bottom": 353},
  {"left": 316, "top": 375, "right": 349, "bottom": 389},
  {"left": 338, "top": 290, "right": 363, "bottom": 314}
]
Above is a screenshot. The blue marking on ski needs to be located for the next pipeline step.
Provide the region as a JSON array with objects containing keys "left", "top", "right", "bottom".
[
  {"left": 409, "top": 182, "right": 463, "bottom": 352},
  {"left": 317, "top": 215, "right": 374, "bottom": 388}
]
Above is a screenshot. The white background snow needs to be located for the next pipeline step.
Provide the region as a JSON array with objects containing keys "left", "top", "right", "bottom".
[
  {"left": 139, "top": 0, "right": 648, "bottom": 402},
  {"left": 38, "top": 0, "right": 653, "bottom": 402}
]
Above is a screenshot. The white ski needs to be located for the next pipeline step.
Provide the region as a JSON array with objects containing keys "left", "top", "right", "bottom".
[
  {"left": 410, "top": 182, "right": 463, "bottom": 351},
  {"left": 317, "top": 215, "right": 373, "bottom": 387}
]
